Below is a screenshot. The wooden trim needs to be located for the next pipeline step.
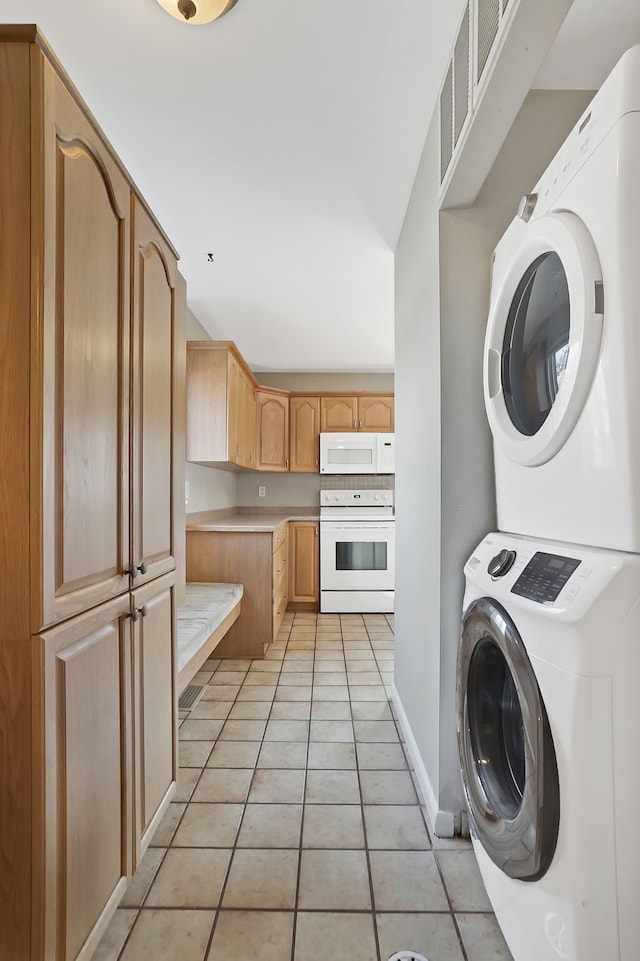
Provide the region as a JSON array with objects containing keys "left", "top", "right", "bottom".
[
  {"left": 0, "top": 23, "right": 38, "bottom": 42},
  {"left": 176, "top": 599, "right": 242, "bottom": 694}
]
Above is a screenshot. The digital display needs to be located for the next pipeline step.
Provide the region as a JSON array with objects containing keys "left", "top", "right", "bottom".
[{"left": 511, "top": 551, "right": 581, "bottom": 604}]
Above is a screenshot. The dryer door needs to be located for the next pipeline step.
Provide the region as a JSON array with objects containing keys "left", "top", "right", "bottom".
[
  {"left": 457, "top": 597, "right": 559, "bottom": 881},
  {"left": 484, "top": 212, "right": 603, "bottom": 466}
]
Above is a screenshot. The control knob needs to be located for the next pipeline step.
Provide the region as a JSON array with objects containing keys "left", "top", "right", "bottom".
[{"left": 487, "top": 549, "right": 516, "bottom": 578}]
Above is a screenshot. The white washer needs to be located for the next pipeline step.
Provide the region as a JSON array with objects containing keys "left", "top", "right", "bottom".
[
  {"left": 484, "top": 45, "right": 640, "bottom": 551},
  {"left": 457, "top": 532, "right": 640, "bottom": 961}
]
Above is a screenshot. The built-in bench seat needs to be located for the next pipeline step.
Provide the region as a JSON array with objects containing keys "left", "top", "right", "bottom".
[{"left": 177, "top": 582, "right": 243, "bottom": 694}]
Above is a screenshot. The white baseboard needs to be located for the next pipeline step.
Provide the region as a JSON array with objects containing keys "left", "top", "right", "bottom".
[{"left": 390, "top": 683, "right": 456, "bottom": 838}]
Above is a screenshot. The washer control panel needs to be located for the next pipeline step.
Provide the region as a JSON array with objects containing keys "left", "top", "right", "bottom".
[{"left": 511, "top": 551, "right": 581, "bottom": 604}]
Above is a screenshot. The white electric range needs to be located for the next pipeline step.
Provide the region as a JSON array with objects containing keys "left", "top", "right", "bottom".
[{"left": 319, "top": 489, "right": 395, "bottom": 613}]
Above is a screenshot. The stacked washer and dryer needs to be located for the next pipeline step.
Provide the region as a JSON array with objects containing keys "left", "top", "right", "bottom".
[{"left": 456, "top": 46, "right": 640, "bottom": 961}]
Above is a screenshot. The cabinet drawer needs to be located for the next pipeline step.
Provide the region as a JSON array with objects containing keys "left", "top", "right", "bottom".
[
  {"left": 272, "top": 540, "right": 287, "bottom": 583},
  {"left": 273, "top": 588, "right": 288, "bottom": 638},
  {"left": 272, "top": 522, "right": 289, "bottom": 553}
]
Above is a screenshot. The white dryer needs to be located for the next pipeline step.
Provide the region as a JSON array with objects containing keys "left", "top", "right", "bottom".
[
  {"left": 457, "top": 532, "right": 640, "bottom": 961},
  {"left": 484, "top": 45, "right": 640, "bottom": 551}
]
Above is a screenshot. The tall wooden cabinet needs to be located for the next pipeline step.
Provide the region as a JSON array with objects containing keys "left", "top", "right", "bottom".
[{"left": 0, "top": 28, "right": 184, "bottom": 961}]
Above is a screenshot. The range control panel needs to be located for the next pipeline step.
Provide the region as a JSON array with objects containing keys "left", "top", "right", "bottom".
[{"left": 511, "top": 551, "right": 581, "bottom": 604}]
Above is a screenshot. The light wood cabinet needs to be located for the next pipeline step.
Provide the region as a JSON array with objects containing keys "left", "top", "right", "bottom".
[
  {"left": 272, "top": 522, "right": 290, "bottom": 636},
  {"left": 186, "top": 342, "right": 257, "bottom": 468},
  {"left": 358, "top": 395, "right": 395, "bottom": 431},
  {"left": 288, "top": 522, "right": 319, "bottom": 608},
  {"left": 320, "top": 395, "right": 359, "bottom": 432},
  {"left": 187, "top": 342, "right": 393, "bottom": 471},
  {"left": 320, "top": 395, "right": 394, "bottom": 432},
  {"left": 0, "top": 29, "right": 183, "bottom": 961},
  {"left": 34, "top": 596, "right": 133, "bottom": 961},
  {"left": 186, "top": 523, "right": 290, "bottom": 657},
  {"left": 131, "top": 574, "right": 177, "bottom": 861},
  {"left": 256, "top": 389, "right": 289, "bottom": 471},
  {"left": 289, "top": 396, "right": 321, "bottom": 472}
]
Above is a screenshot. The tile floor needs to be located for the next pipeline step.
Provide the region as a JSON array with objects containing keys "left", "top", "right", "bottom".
[{"left": 93, "top": 612, "right": 513, "bottom": 961}]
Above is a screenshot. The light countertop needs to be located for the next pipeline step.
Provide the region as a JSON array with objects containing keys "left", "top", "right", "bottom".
[{"left": 186, "top": 507, "right": 319, "bottom": 533}]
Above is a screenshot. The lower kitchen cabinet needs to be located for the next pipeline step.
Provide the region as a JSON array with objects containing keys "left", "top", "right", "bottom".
[
  {"left": 33, "top": 576, "right": 177, "bottom": 961},
  {"left": 186, "top": 524, "right": 290, "bottom": 657},
  {"left": 288, "top": 522, "right": 320, "bottom": 609},
  {"left": 34, "top": 594, "right": 133, "bottom": 961},
  {"left": 132, "top": 573, "right": 177, "bottom": 863}
]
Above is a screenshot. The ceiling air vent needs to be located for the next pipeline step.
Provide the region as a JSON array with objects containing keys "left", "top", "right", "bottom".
[
  {"left": 439, "top": 1, "right": 470, "bottom": 184},
  {"left": 454, "top": 3, "right": 470, "bottom": 146}
]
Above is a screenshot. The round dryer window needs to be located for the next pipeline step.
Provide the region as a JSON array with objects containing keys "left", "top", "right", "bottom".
[
  {"left": 457, "top": 597, "right": 560, "bottom": 881},
  {"left": 484, "top": 211, "right": 603, "bottom": 466}
]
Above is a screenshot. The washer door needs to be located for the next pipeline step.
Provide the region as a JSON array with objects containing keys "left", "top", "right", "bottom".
[
  {"left": 457, "top": 597, "right": 559, "bottom": 881},
  {"left": 484, "top": 212, "right": 603, "bottom": 466}
]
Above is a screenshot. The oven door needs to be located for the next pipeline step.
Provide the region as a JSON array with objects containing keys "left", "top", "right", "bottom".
[{"left": 320, "top": 521, "right": 395, "bottom": 591}]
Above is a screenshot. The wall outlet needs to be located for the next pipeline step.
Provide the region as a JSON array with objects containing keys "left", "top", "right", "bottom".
[{"left": 258, "top": 486, "right": 266, "bottom": 497}]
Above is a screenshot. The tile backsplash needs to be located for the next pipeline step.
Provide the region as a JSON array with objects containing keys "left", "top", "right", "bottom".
[{"left": 320, "top": 474, "right": 395, "bottom": 490}]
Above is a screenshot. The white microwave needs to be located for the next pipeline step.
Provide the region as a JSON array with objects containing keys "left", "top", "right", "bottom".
[{"left": 319, "top": 432, "right": 395, "bottom": 474}]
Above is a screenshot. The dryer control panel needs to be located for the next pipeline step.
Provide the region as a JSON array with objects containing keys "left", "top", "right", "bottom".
[{"left": 511, "top": 551, "right": 581, "bottom": 604}]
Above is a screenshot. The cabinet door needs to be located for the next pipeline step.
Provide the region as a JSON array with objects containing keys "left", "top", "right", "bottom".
[
  {"left": 34, "top": 594, "right": 132, "bottom": 961},
  {"left": 132, "top": 573, "right": 177, "bottom": 863},
  {"left": 289, "top": 396, "right": 320, "bottom": 472},
  {"left": 40, "top": 64, "right": 130, "bottom": 631},
  {"left": 358, "top": 395, "right": 395, "bottom": 432},
  {"left": 320, "top": 396, "right": 358, "bottom": 432},
  {"left": 186, "top": 346, "right": 229, "bottom": 464},
  {"left": 227, "top": 352, "right": 243, "bottom": 464},
  {"left": 240, "top": 368, "right": 256, "bottom": 468},
  {"left": 256, "top": 390, "right": 289, "bottom": 471},
  {"left": 131, "top": 199, "right": 180, "bottom": 587},
  {"left": 288, "top": 522, "right": 319, "bottom": 605}
]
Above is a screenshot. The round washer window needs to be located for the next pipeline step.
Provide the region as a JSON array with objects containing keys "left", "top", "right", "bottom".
[
  {"left": 467, "top": 637, "right": 525, "bottom": 821},
  {"left": 502, "top": 251, "right": 570, "bottom": 436}
]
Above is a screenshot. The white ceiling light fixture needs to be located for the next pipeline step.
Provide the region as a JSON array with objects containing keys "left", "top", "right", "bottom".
[{"left": 154, "top": 0, "right": 238, "bottom": 25}]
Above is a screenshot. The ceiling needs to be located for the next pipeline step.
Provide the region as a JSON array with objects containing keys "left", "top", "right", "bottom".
[{"left": 1, "top": 0, "right": 638, "bottom": 372}]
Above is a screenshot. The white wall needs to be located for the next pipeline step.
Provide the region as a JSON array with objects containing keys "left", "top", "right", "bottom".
[
  {"left": 393, "top": 112, "right": 444, "bottom": 821},
  {"left": 393, "top": 88, "right": 592, "bottom": 834}
]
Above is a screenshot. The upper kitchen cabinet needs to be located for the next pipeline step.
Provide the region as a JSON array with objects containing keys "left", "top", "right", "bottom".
[
  {"left": 187, "top": 342, "right": 257, "bottom": 469},
  {"left": 357, "top": 395, "right": 395, "bottom": 431},
  {"left": 320, "top": 394, "right": 395, "bottom": 432},
  {"left": 256, "top": 388, "right": 289, "bottom": 471},
  {"left": 289, "top": 395, "right": 321, "bottom": 472}
]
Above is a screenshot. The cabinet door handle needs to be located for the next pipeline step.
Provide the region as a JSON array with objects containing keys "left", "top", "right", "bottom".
[
  {"left": 285, "top": 458, "right": 289, "bottom": 469},
  {"left": 315, "top": 457, "right": 318, "bottom": 467},
  {"left": 315, "top": 526, "right": 318, "bottom": 536},
  {"left": 127, "top": 604, "right": 149, "bottom": 622},
  {"left": 359, "top": 420, "right": 362, "bottom": 430},
  {"left": 353, "top": 419, "right": 357, "bottom": 430},
  {"left": 125, "top": 561, "right": 147, "bottom": 579}
]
